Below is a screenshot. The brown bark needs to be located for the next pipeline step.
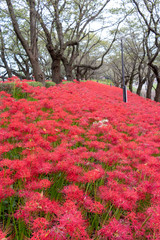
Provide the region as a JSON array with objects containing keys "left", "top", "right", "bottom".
[
  {"left": 129, "top": 78, "right": 133, "bottom": 92},
  {"left": 149, "top": 63, "right": 160, "bottom": 102},
  {"left": 52, "top": 58, "right": 61, "bottom": 84},
  {"left": 37, "top": 0, "right": 113, "bottom": 83},
  {"left": 0, "top": 28, "right": 12, "bottom": 78},
  {"left": 128, "top": 59, "right": 137, "bottom": 92},
  {"left": 47, "top": 45, "right": 62, "bottom": 84},
  {"left": 62, "top": 58, "right": 73, "bottom": 81},
  {"left": 146, "top": 71, "right": 154, "bottom": 99},
  {"left": 133, "top": 0, "right": 160, "bottom": 101},
  {"left": 6, "top": 0, "right": 45, "bottom": 84},
  {"left": 136, "top": 82, "right": 144, "bottom": 96},
  {"left": 146, "top": 79, "right": 153, "bottom": 99},
  {"left": 37, "top": 14, "right": 62, "bottom": 84},
  {"left": 64, "top": 64, "right": 73, "bottom": 81},
  {"left": 76, "top": 67, "right": 81, "bottom": 81},
  {"left": 29, "top": 0, "right": 38, "bottom": 58},
  {"left": 154, "top": 80, "right": 160, "bottom": 102}
]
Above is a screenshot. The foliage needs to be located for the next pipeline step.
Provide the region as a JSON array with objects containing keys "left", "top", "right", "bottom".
[
  {"left": 0, "top": 81, "right": 43, "bottom": 96},
  {"left": 45, "top": 81, "right": 56, "bottom": 88},
  {"left": 0, "top": 80, "right": 160, "bottom": 239}
]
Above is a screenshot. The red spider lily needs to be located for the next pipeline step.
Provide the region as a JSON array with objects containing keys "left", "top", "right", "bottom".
[
  {"left": 25, "top": 179, "right": 51, "bottom": 190},
  {"left": 0, "top": 80, "right": 160, "bottom": 239},
  {"left": 32, "top": 217, "right": 49, "bottom": 231},
  {"left": 98, "top": 218, "right": 133, "bottom": 240},
  {"left": 0, "top": 229, "right": 7, "bottom": 240}
]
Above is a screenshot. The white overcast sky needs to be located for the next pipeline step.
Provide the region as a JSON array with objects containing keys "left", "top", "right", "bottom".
[{"left": 90, "top": 0, "right": 122, "bottom": 39}]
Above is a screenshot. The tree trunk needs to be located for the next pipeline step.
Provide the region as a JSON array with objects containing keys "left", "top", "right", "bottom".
[
  {"left": 146, "top": 79, "right": 153, "bottom": 99},
  {"left": 83, "top": 69, "right": 88, "bottom": 80},
  {"left": 6, "top": 0, "right": 45, "bottom": 84},
  {"left": 148, "top": 65, "right": 160, "bottom": 102},
  {"left": 148, "top": 63, "right": 160, "bottom": 102},
  {"left": 146, "top": 75, "right": 154, "bottom": 99},
  {"left": 76, "top": 67, "right": 81, "bottom": 81},
  {"left": 136, "top": 81, "right": 143, "bottom": 96},
  {"left": 137, "top": 67, "right": 147, "bottom": 96},
  {"left": 25, "top": 72, "right": 30, "bottom": 80},
  {"left": 45, "top": 43, "right": 62, "bottom": 84},
  {"left": 52, "top": 58, "right": 61, "bottom": 84},
  {"left": 29, "top": 0, "right": 38, "bottom": 58},
  {"left": 30, "top": 58, "right": 44, "bottom": 83},
  {"left": 154, "top": 80, "right": 160, "bottom": 102},
  {"left": 29, "top": 0, "right": 45, "bottom": 84},
  {"left": 129, "top": 78, "right": 133, "bottom": 92},
  {"left": 24, "top": 59, "right": 30, "bottom": 79},
  {"left": 65, "top": 65, "right": 73, "bottom": 81},
  {"left": 62, "top": 59, "right": 73, "bottom": 81},
  {"left": 128, "top": 60, "right": 137, "bottom": 93}
]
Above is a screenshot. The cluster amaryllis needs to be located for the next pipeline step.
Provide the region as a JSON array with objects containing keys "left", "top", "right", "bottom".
[{"left": 0, "top": 79, "right": 160, "bottom": 239}]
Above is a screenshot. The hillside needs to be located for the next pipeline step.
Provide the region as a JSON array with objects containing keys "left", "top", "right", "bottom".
[{"left": 0, "top": 80, "right": 160, "bottom": 239}]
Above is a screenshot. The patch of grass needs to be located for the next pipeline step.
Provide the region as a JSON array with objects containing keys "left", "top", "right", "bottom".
[
  {"left": 0, "top": 83, "right": 38, "bottom": 101},
  {"left": 45, "top": 172, "right": 69, "bottom": 201},
  {"left": 0, "top": 196, "right": 31, "bottom": 240},
  {"left": 2, "top": 147, "right": 23, "bottom": 160},
  {"left": 137, "top": 193, "right": 152, "bottom": 212},
  {"left": 45, "top": 81, "right": 56, "bottom": 88},
  {"left": 61, "top": 80, "right": 72, "bottom": 84},
  {"left": 84, "top": 203, "right": 125, "bottom": 237},
  {"left": 13, "top": 87, "right": 28, "bottom": 99},
  {"left": 0, "top": 82, "right": 40, "bottom": 100},
  {"left": 0, "top": 82, "right": 15, "bottom": 94},
  {"left": 28, "top": 82, "right": 43, "bottom": 87},
  {"left": 70, "top": 141, "right": 85, "bottom": 149},
  {"left": 90, "top": 79, "right": 113, "bottom": 85}
]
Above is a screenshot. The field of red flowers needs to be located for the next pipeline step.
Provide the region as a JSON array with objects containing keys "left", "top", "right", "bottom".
[{"left": 0, "top": 79, "right": 160, "bottom": 239}]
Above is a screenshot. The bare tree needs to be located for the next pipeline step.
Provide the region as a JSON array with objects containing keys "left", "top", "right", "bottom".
[
  {"left": 132, "top": 0, "right": 160, "bottom": 102},
  {"left": 0, "top": 27, "right": 12, "bottom": 78},
  {"left": 107, "top": 33, "right": 148, "bottom": 96},
  {"left": 5, "top": 0, "right": 45, "bottom": 83},
  {"left": 36, "top": 0, "right": 112, "bottom": 83}
]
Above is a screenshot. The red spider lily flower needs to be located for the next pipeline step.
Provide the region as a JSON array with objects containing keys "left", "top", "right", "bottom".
[
  {"left": 62, "top": 184, "right": 104, "bottom": 214},
  {"left": 0, "top": 183, "right": 15, "bottom": 200},
  {"left": 146, "top": 206, "right": 160, "bottom": 237},
  {"left": 30, "top": 229, "right": 53, "bottom": 240},
  {"left": 1, "top": 79, "right": 160, "bottom": 239},
  {"left": 15, "top": 192, "right": 60, "bottom": 225},
  {"left": 83, "top": 195, "right": 104, "bottom": 214},
  {"left": 99, "top": 181, "right": 139, "bottom": 211},
  {"left": 0, "top": 229, "right": 7, "bottom": 240},
  {"left": 97, "top": 218, "right": 133, "bottom": 240},
  {"left": 80, "top": 165, "right": 105, "bottom": 183},
  {"left": 25, "top": 179, "right": 51, "bottom": 190},
  {"left": 62, "top": 184, "right": 84, "bottom": 203},
  {"left": 53, "top": 200, "right": 90, "bottom": 240},
  {"left": 32, "top": 217, "right": 49, "bottom": 231}
]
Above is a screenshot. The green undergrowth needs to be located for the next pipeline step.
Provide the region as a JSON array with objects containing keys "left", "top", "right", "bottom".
[
  {"left": 137, "top": 193, "right": 152, "bottom": 212},
  {"left": 0, "top": 196, "right": 31, "bottom": 240},
  {"left": 45, "top": 81, "right": 56, "bottom": 87},
  {"left": 2, "top": 147, "right": 23, "bottom": 160},
  {"left": 90, "top": 79, "right": 113, "bottom": 85},
  {"left": 0, "top": 83, "right": 36, "bottom": 100},
  {"left": 44, "top": 172, "right": 70, "bottom": 201},
  {"left": 84, "top": 203, "right": 126, "bottom": 237}
]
